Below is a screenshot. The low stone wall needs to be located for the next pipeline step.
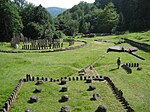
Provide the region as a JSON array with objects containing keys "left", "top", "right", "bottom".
[
  {"left": 0, "top": 79, "right": 24, "bottom": 112},
  {"left": 124, "top": 38, "right": 150, "bottom": 51},
  {"left": 0, "top": 74, "right": 134, "bottom": 112},
  {"left": 104, "top": 76, "right": 134, "bottom": 112},
  {"left": 125, "top": 63, "right": 139, "bottom": 68},
  {"left": 25, "top": 74, "right": 104, "bottom": 83}
]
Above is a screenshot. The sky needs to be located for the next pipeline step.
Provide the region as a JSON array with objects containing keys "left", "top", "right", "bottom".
[{"left": 25, "top": 0, "right": 95, "bottom": 8}]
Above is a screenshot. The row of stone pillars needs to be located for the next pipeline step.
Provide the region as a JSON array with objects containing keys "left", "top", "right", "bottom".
[
  {"left": 25, "top": 74, "right": 104, "bottom": 83},
  {"left": 0, "top": 79, "right": 24, "bottom": 112},
  {"left": 104, "top": 76, "right": 134, "bottom": 112}
]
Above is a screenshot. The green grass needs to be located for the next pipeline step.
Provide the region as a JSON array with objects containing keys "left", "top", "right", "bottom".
[
  {"left": 10, "top": 81, "right": 124, "bottom": 112},
  {"left": 94, "top": 50, "right": 150, "bottom": 112},
  {"left": 0, "top": 32, "right": 150, "bottom": 111},
  {"left": 0, "top": 38, "right": 108, "bottom": 107},
  {"left": 117, "top": 31, "right": 150, "bottom": 44}
]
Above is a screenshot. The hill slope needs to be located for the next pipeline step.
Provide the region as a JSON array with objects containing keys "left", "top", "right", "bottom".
[{"left": 46, "top": 7, "right": 66, "bottom": 18}]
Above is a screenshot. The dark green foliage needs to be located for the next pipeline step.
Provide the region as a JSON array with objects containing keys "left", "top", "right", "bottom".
[
  {"left": 55, "top": 10, "right": 79, "bottom": 36},
  {"left": 79, "top": 19, "right": 90, "bottom": 34},
  {"left": 0, "top": 0, "right": 55, "bottom": 41},
  {"left": 23, "top": 22, "right": 43, "bottom": 40},
  {"left": 94, "top": 0, "right": 150, "bottom": 32},
  {"left": 21, "top": 4, "right": 55, "bottom": 39},
  {"left": 1, "top": 0, "right": 150, "bottom": 41},
  {"left": 53, "top": 30, "right": 64, "bottom": 39},
  {"left": 13, "top": 0, "right": 28, "bottom": 10},
  {"left": 0, "top": 0, "right": 23, "bottom": 41},
  {"left": 56, "top": 1, "right": 119, "bottom": 34}
]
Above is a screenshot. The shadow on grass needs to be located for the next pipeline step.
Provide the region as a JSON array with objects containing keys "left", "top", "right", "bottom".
[
  {"left": 27, "top": 100, "right": 34, "bottom": 104},
  {"left": 109, "top": 68, "right": 118, "bottom": 71}
]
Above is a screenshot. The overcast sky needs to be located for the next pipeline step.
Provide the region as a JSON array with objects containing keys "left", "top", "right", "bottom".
[{"left": 25, "top": 0, "right": 95, "bottom": 8}]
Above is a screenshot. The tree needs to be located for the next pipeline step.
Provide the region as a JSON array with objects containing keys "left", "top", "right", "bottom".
[
  {"left": 79, "top": 18, "right": 90, "bottom": 34},
  {"left": 13, "top": 0, "right": 28, "bottom": 11},
  {"left": 116, "top": 13, "right": 126, "bottom": 32},
  {"left": 21, "top": 4, "right": 55, "bottom": 39},
  {"left": 66, "top": 20, "right": 79, "bottom": 36},
  {"left": 23, "top": 22, "right": 42, "bottom": 40},
  {"left": 0, "top": 0, "right": 23, "bottom": 41},
  {"left": 53, "top": 30, "right": 64, "bottom": 39},
  {"left": 102, "top": 2, "right": 119, "bottom": 33},
  {"left": 20, "top": 3, "right": 35, "bottom": 28},
  {"left": 129, "top": 0, "right": 150, "bottom": 31}
]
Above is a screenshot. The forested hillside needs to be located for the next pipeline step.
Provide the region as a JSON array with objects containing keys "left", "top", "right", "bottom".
[
  {"left": 46, "top": 7, "right": 66, "bottom": 18},
  {"left": 0, "top": 0, "right": 56, "bottom": 41},
  {"left": 94, "top": 0, "right": 150, "bottom": 32},
  {"left": 0, "top": 0, "right": 150, "bottom": 41},
  {"left": 55, "top": 0, "right": 150, "bottom": 36}
]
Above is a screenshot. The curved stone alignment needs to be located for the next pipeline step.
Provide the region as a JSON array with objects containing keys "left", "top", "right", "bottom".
[
  {"left": 0, "top": 40, "right": 88, "bottom": 53},
  {"left": 0, "top": 74, "right": 134, "bottom": 112}
]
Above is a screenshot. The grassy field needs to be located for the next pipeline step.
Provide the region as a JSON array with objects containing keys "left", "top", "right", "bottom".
[
  {"left": 117, "top": 31, "right": 150, "bottom": 44},
  {"left": 0, "top": 31, "right": 150, "bottom": 111},
  {"left": 10, "top": 81, "right": 124, "bottom": 112}
]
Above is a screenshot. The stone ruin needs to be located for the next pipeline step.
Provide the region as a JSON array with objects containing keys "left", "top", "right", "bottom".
[
  {"left": 60, "top": 106, "right": 71, "bottom": 112},
  {"left": 21, "top": 38, "right": 75, "bottom": 50},
  {"left": 33, "top": 88, "right": 42, "bottom": 93},
  {"left": 36, "top": 80, "right": 44, "bottom": 85},
  {"left": 60, "top": 79, "right": 67, "bottom": 85},
  {"left": 95, "top": 105, "right": 107, "bottom": 112},
  {"left": 25, "top": 108, "right": 34, "bottom": 112},
  {"left": 10, "top": 37, "right": 76, "bottom": 50},
  {"left": 10, "top": 35, "right": 28, "bottom": 49},
  {"left": 11, "top": 36, "right": 20, "bottom": 49},
  {"left": 92, "top": 92, "right": 100, "bottom": 101},
  {"left": 121, "top": 64, "right": 132, "bottom": 74},
  {"left": 0, "top": 74, "right": 135, "bottom": 112},
  {"left": 29, "top": 96, "right": 38, "bottom": 103},
  {"left": 86, "top": 78, "right": 92, "bottom": 83},
  {"left": 88, "top": 85, "right": 96, "bottom": 91},
  {"left": 59, "top": 95, "right": 69, "bottom": 102},
  {"left": 60, "top": 86, "right": 68, "bottom": 92}
]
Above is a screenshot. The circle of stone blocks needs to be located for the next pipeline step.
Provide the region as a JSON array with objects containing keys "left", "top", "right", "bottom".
[
  {"left": 88, "top": 85, "right": 96, "bottom": 91},
  {"left": 25, "top": 108, "right": 34, "bottom": 112},
  {"left": 33, "top": 88, "right": 42, "bottom": 93},
  {"left": 60, "top": 86, "right": 68, "bottom": 92},
  {"left": 60, "top": 79, "right": 67, "bottom": 85},
  {"left": 92, "top": 92, "right": 100, "bottom": 101},
  {"left": 36, "top": 80, "right": 44, "bottom": 85},
  {"left": 95, "top": 105, "right": 107, "bottom": 112},
  {"left": 86, "top": 78, "right": 92, "bottom": 83},
  {"left": 29, "top": 96, "right": 38, "bottom": 103},
  {"left": 59, "top": 95, "right": 69, "bottom": 102},
  {"left": 60, "top": 106, "right": 71, "bottom": 112}
]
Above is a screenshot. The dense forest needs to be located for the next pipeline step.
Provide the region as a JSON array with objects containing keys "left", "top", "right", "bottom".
[
  {"left": 0, "top": 0, "right": 150, "bottom": 41},
  {"left": 56, "top": 0, "right": 150, "bottom": 36}
]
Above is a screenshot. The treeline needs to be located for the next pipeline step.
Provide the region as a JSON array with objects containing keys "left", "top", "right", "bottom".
[
  {"left": 0, "top": 0, "right": 150, "bottom": 42},
  {"left": 55, "top": 0, "right": 150, "bottom": 36},
  {"left": 0, "top": 0, "right": 63, "bottom": 42},
  {"left": 95, "top": 0, "right": 150, "bottom": 32}
]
